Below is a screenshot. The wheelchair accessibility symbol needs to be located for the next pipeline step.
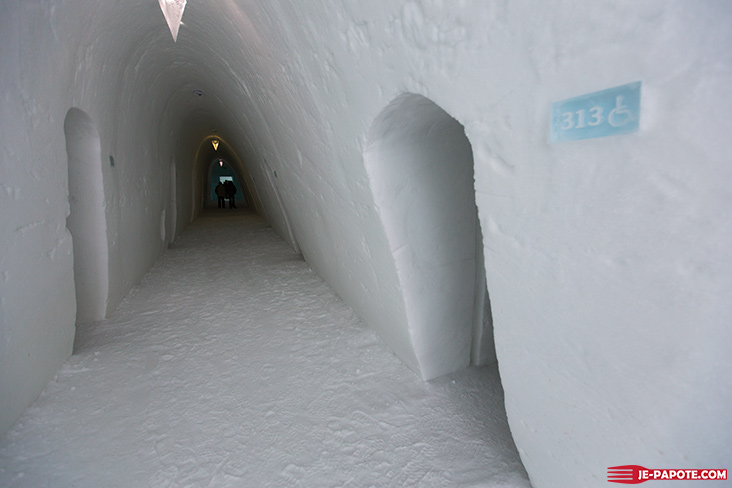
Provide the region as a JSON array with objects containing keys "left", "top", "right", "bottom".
[
  {"left": 551, "top": 82, "right": 641, "bottom": 142},
  {"left": 608, "top": 95, "right": 634, "bottom": 127}
]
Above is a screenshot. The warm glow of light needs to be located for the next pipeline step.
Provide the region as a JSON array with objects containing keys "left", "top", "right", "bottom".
[{"left": 212, "top": 140, "right": 219, "bottom": 150}]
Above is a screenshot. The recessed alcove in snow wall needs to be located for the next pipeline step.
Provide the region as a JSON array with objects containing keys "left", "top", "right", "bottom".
[
  {"left": 64, "top": 108, "right": 109, "bottom": 324},
  {"left": 364, "top": 94, "right": 495, "bottom": 381},
  {"left": 167, "top": 159, "right": 177, "bottom": 244}
]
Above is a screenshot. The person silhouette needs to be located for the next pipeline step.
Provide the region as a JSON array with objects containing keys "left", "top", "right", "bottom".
[
  {"left": 224, "top": 180, "right": 237, "bottom": 209},
  {"left": 215, "top": 181, "right": 226, "bottom": 208}
]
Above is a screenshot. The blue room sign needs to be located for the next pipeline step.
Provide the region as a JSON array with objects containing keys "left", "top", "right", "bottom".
[{"left": 550, "top": 81, "right": 641, "bottom": 142}]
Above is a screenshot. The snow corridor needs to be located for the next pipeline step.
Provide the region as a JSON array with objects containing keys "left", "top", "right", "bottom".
[{"left": 0, "top": 211, "right": 530, "bottom": 487}]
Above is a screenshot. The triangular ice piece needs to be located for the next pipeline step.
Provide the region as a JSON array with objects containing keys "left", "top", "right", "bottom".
[{"left": 158, "top": 0, "right": 187, "bottom": 42}]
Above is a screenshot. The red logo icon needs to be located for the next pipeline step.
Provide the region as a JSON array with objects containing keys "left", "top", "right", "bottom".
[{"left": 608, "top": 465, "right": 646, "bottom": 484}]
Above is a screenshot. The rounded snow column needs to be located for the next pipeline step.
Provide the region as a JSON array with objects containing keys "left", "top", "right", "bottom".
[
  {"left": 364, "top": 94, "right": 480, "bottom": 380},
  {"left": 64, "top": 108, "right": 109, "bottom": 324}
]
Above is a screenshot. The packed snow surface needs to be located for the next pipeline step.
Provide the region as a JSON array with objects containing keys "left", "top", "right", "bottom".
[{"left": 0, "top": 211, "right": 530, "bottom": 487}]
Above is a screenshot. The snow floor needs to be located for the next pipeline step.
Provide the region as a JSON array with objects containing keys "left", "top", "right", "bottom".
[{"left": 0, "top": 211, "right": 531, "bottom": 488}]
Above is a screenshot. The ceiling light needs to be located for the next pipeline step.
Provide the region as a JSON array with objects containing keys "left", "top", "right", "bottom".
[{"left": 158, "top": 0, "right": 187, "bottom": 42}]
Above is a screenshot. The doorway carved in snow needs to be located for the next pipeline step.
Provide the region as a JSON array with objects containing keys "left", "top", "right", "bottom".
[
  {"left": 64, "top": 108, "right": 109, "bottom": 324},
  {"left": 207, "top": 159, "right": 248, "bottom": 208},
  {"left": 364, "top": 93, "right": 494, "bottom": 380}
]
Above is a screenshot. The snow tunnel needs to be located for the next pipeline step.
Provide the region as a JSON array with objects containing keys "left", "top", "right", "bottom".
[
  {"left": 363, "top": 93, "right": 496, "bottom": 381},
  {"left": 64, "top": 108, "right": 109, "bottom": 324}
]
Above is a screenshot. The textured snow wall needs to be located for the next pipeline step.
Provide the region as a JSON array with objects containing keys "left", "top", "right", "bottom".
[{"left": 1, "top": 1, "right": 731, "bottom": 486}]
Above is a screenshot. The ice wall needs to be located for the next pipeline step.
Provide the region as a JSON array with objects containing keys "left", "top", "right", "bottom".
[
  {"left": 1, "top": 1, "right": 731, "bottom": 486},
  {"left": 0, "top": 3, "right": 78, "bottom": 435}
]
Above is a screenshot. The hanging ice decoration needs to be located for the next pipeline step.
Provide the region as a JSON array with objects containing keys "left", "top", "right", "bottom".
[{"left": 158, "top": 0, "right": 187, "bottom": 42}]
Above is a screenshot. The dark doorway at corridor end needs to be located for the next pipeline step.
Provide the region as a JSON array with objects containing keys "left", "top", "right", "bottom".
[{"left": 207, "top": 159, "right": 248, "bottom": 209}]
